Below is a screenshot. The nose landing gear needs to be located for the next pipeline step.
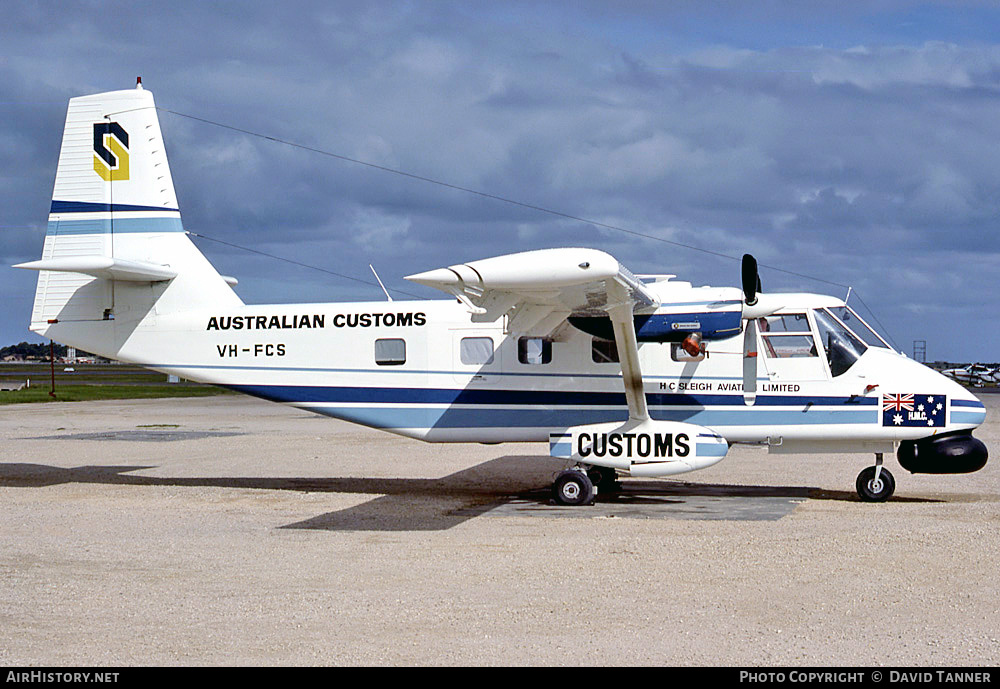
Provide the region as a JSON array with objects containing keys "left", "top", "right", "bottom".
[{"left": 856, "top": 453, "right": 895, "bottom": 502}]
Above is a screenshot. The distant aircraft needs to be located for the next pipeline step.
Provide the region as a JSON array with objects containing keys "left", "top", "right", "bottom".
[
  {"left": 980, "top": 367, "right": 1000, "bottom": 386},
  {"left": 942, "top": 364, "right": 999, "bottom": 387},
  {"left": 15, "top": 84, "right": 988, "bottom": 505}
]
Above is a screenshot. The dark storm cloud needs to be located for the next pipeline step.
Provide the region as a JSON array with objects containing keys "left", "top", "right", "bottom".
[{"left": 2, "top": 2, "right": 999, "bottom": 360}]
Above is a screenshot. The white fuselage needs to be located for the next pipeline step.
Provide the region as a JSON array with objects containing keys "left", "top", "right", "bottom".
[{"left": 90, "top": 295, "right": 984, "bottom": 450}]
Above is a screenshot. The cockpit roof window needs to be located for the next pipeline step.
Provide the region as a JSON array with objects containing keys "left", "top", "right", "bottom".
[{"left": 827, "top": 306, "right": 891, "bottom": 350}]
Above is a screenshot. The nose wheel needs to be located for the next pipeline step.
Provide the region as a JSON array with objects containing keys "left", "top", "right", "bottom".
[{"left": 856, "top": 454, "right": 895, "bottom": 502}]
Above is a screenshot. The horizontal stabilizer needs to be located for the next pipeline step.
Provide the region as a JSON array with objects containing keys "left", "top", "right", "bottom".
[{"left": 14, "top": 257, "right": 177, "bottom": 282}]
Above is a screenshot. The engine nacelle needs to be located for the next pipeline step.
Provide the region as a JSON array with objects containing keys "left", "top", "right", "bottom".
[
  {"left": 568, "top": 286, "right": 744, "bottom": 342},
  {"left": 549, "top": 419, "right": 729, "bottom": 477},
  {"left": 569, "top": 309, "right": 742, "bottom": 343},
  {"left": 897, "top": 431, "right": 988, "bottom": 474}
]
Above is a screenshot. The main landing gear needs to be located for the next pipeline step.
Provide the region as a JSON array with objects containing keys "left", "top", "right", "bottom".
[
  {"left": 551, "top": 466, "right": 621, "bottom": 506},
  {"left": 856, "top": 453, "right": 895, "bottom": 502},
  {"left": 552, "top": 469, "right": 595, "bottom": 506},
  {"left": 586, "top": 465, "right": 621, "bottom": 495}
]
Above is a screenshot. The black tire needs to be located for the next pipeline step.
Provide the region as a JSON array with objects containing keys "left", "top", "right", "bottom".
[
  {"left": 552, "top": 470, "right": 595, "bottom": 506},
  {"left": 586, "top": 466, "right": 620, "bottom": 493},
  {"left": 856, "top": 466, "right": 895, "bottom": 502}
]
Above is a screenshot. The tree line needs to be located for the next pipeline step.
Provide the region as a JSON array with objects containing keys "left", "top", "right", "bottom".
[{"left": 1, "top": 342, "right": 71, "bottom": 360}]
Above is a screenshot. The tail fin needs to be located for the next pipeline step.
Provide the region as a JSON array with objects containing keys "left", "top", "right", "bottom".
[{"left": 16, "top": 83, "right": 241, "bottom": 357}]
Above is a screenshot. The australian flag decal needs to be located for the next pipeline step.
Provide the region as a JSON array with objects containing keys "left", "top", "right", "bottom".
[{"left": 882, "top": 393, "right": 947, "bottom": 427}]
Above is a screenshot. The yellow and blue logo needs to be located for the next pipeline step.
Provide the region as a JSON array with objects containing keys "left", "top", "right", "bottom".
[{"left": 93, "top": 122, "right": 129, "bottom": 181}]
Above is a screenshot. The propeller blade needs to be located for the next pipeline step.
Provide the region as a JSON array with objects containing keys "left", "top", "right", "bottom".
[
  {"left": 742, "top": 254, "right": 759, "bottom": 306},
  {"left": 743, "top": 317, "right": 758, "bottom": 406}
]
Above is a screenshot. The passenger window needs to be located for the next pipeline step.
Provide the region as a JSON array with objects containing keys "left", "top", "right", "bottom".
[
  {"left": 518, "top": 337, "right": 552, "bottom": 365},
  {"left": 592, "top": 339, "right": 619, "bottom": 364},
  {"left": 374, "top": 338, "right": 406, "bottom": 366},
  {"left": 460, "top": 337, "right": 495, "bottom": 365},
  {"left": 758, "top": 313, "right": 818, "bottom": 358}
]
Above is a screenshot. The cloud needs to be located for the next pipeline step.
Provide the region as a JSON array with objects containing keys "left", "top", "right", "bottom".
[{"left": 2, "top": 2, "right": 999, "bottom": 361}]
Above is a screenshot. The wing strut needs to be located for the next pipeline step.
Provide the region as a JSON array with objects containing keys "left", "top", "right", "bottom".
[{"left": 607, "top": 284, "right": 649, "bottom": 422}]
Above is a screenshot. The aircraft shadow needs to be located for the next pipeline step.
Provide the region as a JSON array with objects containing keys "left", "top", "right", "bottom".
[{"left": 0, "top": 456, "right": 942, "bottom": 531}]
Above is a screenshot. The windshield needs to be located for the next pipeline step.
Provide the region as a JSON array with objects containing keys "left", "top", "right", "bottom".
[
  {"left": 825, "top": 306, "right": 891, "bottom": 350},
  {"left": 814, "top": 309, "right": 868, "bottom": 377}
]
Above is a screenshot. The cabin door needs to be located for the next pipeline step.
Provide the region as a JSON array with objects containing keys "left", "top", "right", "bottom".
[{"left": 756, "top": 312, "right": 829, "bottom": 383}]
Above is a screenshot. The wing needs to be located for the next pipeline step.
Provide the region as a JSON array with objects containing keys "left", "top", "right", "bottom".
[{"left": 405, "top": 248, "right": 655, "bottom": 421}]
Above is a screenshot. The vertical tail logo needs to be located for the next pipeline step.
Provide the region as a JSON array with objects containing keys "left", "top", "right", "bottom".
[{"left": 93, "top": 122, "right": 129, "bottom": 181}]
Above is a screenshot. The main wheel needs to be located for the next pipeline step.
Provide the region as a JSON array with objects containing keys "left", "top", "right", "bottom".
[
  {"left": 856, "top": 466, "right": 895, "bottom": 502},
  {"left": 552, "top": 470, "right": 595, "bottom": 506}
]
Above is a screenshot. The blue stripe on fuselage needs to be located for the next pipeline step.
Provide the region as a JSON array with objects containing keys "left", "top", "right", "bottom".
[
  {"left": 950, "top": 399, "right": 986, "bottom": 425},
  {"left": 952, "top": 399, "right": 985, "bottom": 409},
  {"left": 226, "top": 384, "right": 878, "bottom": 408},
  {"left": 951, "top": 411, "right": 986, "bottom": 424},
  {"left": 224, "top": 384, "right": 879, "bottom": 429},
  {"left": 288, "top": 405, "right": 877, "bottom": 430}
]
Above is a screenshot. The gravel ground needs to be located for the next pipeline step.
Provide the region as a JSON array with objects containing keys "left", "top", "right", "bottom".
[{"left": 1, "top": 395, "right": 997, "bottom": 666}]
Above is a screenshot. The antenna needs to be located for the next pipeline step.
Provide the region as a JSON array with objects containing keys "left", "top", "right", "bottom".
[{"left": 369, "top": 264, "right": 393, "bottom": 302}]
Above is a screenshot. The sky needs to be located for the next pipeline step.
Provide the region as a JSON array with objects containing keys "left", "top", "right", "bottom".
[{"left": 2, "top": 1, "right": 999, "bottom": 362}]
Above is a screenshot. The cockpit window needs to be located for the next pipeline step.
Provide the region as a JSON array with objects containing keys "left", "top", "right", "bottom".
[
  {"left": 760, "top": 335, "right": 818, "bottom": 358},
  {"left": 814, "top": 309, "right": 868, "bottom": 377},
  {"left": 757, "top": 313, "right": 818, "bottom": 358},
  {"left": 758, "top": 313, "right": 811, "bottom": 333},
  {"left": 825, "top": 306, "right": 891, "bottom": 349}
]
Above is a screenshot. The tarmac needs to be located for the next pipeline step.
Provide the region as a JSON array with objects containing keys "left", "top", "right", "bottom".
[{"left": 1, "top": 394, "right": 998, "bottom": 666}]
